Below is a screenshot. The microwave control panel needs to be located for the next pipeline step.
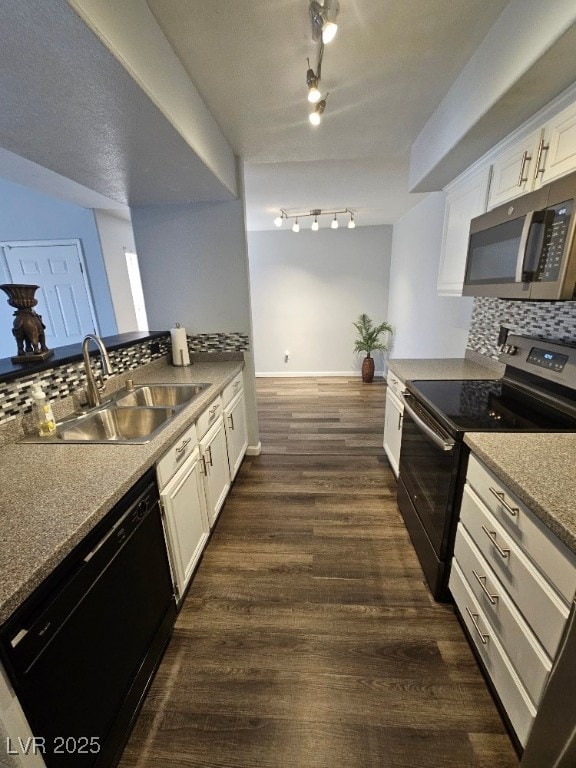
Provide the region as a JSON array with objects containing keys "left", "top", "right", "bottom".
[{"left": 534, "top": 199, "right": 573, "bottom": 282}]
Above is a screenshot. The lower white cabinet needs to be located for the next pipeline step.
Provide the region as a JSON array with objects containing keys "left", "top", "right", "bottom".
[
  {"left": 450, "top": 453, "right": 576, "bottom": 747},
  {"left": 224, "top": 389, "right": 248, "bottom": 480},
  {"left": 383, "top": 371, "right": 404, "bottom": 477},
  {"left": 199, "top": 416, "right": 231, "bottom": 527},
  {"left": 158, "top": 447, "right": 209, "bottom": 603}
]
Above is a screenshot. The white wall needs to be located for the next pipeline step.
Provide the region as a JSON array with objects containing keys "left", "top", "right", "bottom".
[
  {"left": 94, "top": 210, "right": 138, "bottom": 334},
  {"left": 388, "top": 193, "right": 474, "bottom": 359},
  {"left": 247, "top": 225, "right": 393, "bottom": 375}
]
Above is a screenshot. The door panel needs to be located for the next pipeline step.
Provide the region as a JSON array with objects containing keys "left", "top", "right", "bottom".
[{"left": 2, "top": 240, "right": 97, "bottom": 348}]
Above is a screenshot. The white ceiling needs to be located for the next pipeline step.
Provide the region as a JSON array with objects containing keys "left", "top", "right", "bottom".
[
  {"left": 0, "top": 0, "right": 553, "bottom": 232},
  {"left": 146, "top": 0, "right": 511, "bottom": 229}
]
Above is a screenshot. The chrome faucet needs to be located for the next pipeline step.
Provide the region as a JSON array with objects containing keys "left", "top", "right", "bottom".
[{"left": 82, "top": 334, "right": 113, "bottom": 407}]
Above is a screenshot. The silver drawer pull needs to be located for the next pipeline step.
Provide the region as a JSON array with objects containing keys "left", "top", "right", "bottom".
[
  {"left": 488, "top": 486, "right": 518, "bottom": 517},
  {"left": 466, "top": 607, "right": 489, "bottom": 644},
  {"left": 206, "top": 445, "right": 213, "bottom": 466},
  {"left": 234, "top": 380, "right": 241, "bottom": 389},
  {"left": 175, "top": 437, "right": 191, "bottom": 455},
  {"left": 482, "top": 525, "right": 510, "bottom": 559},
  {"left": 200, "top": 456, "right": 208, "bottom": 475},
  {"left": 228, "top": 413, "right": 235, "bottom": 430},
  {"left": 472, "top": 570, "right": 499, "bottom": 604}
]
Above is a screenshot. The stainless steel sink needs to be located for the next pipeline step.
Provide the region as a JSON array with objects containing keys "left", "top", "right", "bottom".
[
  {"left": 112, "top": 383, "right": 209, "bottom": 409},
  {"left": 56, "top": 405, "right": 176, "bottom": 443}
]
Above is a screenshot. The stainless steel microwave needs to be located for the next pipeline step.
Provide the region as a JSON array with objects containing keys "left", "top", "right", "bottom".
[{"left": 463, "top": 170, "right": 576, "bottom": 300}]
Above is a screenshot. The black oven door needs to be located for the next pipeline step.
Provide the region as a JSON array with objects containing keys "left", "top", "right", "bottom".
[{"left": 397, "top": 392, "right": 463, "bottom": 599}]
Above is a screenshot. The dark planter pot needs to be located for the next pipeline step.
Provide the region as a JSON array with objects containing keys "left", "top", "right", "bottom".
[{"left": 361, "top": 356, "right": 375, "bottom": 383}]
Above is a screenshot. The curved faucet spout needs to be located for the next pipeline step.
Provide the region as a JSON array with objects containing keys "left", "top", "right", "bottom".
[{"left": 82, "top": 334, "right": 113, "bottom": 407}]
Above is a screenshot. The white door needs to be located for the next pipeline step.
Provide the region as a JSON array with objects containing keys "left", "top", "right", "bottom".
[
  {"left": 200, "top": 417, "right": 231, "bottom": 528},
  {"left": 383, "top": 387, "right": 403, "bottom": 478},
  {"left": 224, "top": 391, "right": 248, "bottom": 480},
  {"left": 1, "top": 239, "right": 98, "bottom": 348}
]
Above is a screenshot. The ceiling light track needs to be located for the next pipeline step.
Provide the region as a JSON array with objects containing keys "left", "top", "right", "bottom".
[
  {"left": 306, "top": 1, "right": 339, "bottom": 126},
  {"left": 274, "top": 208, "right": 356, "bottom": 231}
]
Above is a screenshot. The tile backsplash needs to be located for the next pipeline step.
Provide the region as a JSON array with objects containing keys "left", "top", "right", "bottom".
[
  {"left": 467, "top": 298, "right": 576, "bottom": 359},
  {"left": 0, "top": 331, "right": 249, "bottom": 425}
]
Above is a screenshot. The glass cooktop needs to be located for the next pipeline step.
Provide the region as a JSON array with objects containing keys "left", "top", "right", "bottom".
[{"left": 407, "top": 378, "right": 576, "bottom": 434}]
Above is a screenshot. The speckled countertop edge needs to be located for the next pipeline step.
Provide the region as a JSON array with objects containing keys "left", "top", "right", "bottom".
[
  {"left": 0, "top": 359, "right": 243, "bottom": 625},
  {"left": 464, "top": 432, "right": 576, "bottom": 555},
  {"left": 387, "top": 357, "right": 503, "bottom": 383}
]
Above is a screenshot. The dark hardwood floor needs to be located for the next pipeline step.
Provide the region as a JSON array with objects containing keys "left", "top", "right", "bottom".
[{"left": 118, "top": 377, "right": 519, "bottom": 768}]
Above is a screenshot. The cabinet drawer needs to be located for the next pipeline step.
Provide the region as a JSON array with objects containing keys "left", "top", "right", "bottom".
[
  {"left": 449, "top": 559, "right": 536, "bottom": 746},
  {"left": 386, "top": 370, "right": 404, "bottom": 399},
  {"left": 196, "top": 396, "right": 222, "bottom": 439},
  {"left": 454, "top": 522, "right": 552, "bottom": 704},
  {"left": 467, "top": 455, "right": 576, "bottom": 605},
  {"left": 460, "top": 484, "right": 570, "bottom": 658},
  {"left": 156, "top": 422, "right": 198, "bottom": 489},
  {"left": 222, "top": 372, "right": 243, "bottom": 407}
]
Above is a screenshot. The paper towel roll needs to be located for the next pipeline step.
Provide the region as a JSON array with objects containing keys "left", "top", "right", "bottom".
[{"left": 170, "top": 325, "right": 191, "bottom": 366}]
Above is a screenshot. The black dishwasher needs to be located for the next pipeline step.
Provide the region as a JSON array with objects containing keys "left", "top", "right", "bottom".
[{"left": 0, "top": 468, "right": 177, "bottom": 767}]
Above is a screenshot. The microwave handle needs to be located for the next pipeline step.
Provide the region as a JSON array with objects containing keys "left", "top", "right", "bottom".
[{"left": 515, "top": 210, "right": 537, "bottom": 282}]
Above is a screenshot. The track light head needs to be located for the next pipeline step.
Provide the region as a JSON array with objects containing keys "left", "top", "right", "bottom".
[
  {"left": 331, "top": 214, "right": 339, "bottom": 229},
  {"left": 312, "top": 216, "right": 319, "bottom": 231},
  {"left": 309, "top": 96, "right": 327, "bottom": 126},
  {"left": 292, "top": 218, "right": 300, "bottom": 233},
  {"left": 310, "top": 1, "right": 339, "bottom": 44},
  {"left": 348, "top": 213, "right": 355, "bottom": 229},
  {"left": 306, "top": 66, "right": 321, "bottom": 104},
  {"left": 274, "top": 214, "right": 283, "bottom": 227}
]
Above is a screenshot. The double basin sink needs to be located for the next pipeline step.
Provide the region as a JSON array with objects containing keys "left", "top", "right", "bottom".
[{"left": 52, "top": 383, "right": 210, "bottom": 444}]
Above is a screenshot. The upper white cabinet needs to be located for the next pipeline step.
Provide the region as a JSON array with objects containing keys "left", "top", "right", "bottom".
[
  {"left": 487, "top": 129, "right": 544, "bottom": 209},
  {"left": 488, "top": 100, "right": 576, "bottom": 209},
  {"left": 437, "top": 165, "right": 491, "bottom": 296},
  {"left": 538, "top": 100, "right": 576, "bottom": 185}
]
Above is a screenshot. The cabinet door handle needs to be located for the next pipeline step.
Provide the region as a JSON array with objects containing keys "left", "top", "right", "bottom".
[
  {"left": 472, "top": 570, "right": 499, "bottom": 604},
  {"left": 397, "top": 411, "right": 403, "bottom": 431},
  {"left": 466, "top": 607, "right": 489, "bottom": 644},
  {"left": 228, "top": 413, "right": 235, "bottom": 430},
  {"left": 482, "top": 525, "right": 510, "bottom": 559},
  {"left": 175, "top": 437, "right": 191, "bottom": 456},
  {"left": 488, "top": 486, "right": 518, "bottom": 516},
  {"left": 206, "top": 445, "right": 213, "bottom": 466},
  {"left": 200, "top": 456, "right": 208, "bottom": 475},
  {"left": 517, "top": 150, "right": 531, "bottom": 186},
  {"left": 533, "top": 138, "right": 549, "bottom": 179}
]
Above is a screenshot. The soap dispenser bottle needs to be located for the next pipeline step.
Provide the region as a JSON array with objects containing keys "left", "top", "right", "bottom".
[{"left": 31, "top": 384, "right": 56, "bottom": 436}]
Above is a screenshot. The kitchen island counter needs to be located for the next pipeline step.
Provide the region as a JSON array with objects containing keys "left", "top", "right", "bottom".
[
  {"left": 0, "top": 358, "right": 243, "bottom": 625},
  {"left": 464, "top": 432, "right": 576, "bottom": 556}
]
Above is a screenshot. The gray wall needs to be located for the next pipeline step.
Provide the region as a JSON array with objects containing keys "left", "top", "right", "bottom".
[
  {"left": 0, "top": 177, "right": 117, "bottom": 358},
  {"left": 388, "top": 192, "right": 474, "bottom": 359},
  {"left": 247, "top": 225, "right": 393, "bottom": 375},
  {"left": 130, "top": 195, "right": 260, "bottom": 449}
]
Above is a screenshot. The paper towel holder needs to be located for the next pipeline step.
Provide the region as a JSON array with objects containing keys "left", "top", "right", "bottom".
[{"left": 171, "top": 323, "right": 192, "bottom": 367}]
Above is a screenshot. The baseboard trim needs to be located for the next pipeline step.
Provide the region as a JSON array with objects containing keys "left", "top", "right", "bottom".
[
  {"left": 246, "top": 441, "right": 262, "bottom": 456},
  {"left": 255, "top": 371, "right": 385, "bottom": 378}
]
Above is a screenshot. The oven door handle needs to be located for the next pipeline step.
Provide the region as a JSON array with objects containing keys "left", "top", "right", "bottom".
[{"left": 401, "top": 394, "right": 456, "bottom": 452}]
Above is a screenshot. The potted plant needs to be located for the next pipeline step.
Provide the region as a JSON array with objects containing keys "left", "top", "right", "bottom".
[{"left": 353, "top": 313, "right": 393, "bottom": 383}]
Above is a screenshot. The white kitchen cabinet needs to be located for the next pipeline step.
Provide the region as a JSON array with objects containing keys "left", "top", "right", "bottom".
[
  {"left": 487, "top": 129, "right": 543, "bottom": 209},
  {"left": 449, "top": 453, "right": 576, "bottom": 747},
  {"left": 199, "top": 416, "right": 231, "bottom": 528},
  {"left": 486, "top": 100, "right": 576, "bottom": 207},
  {"left": 383, "top": 371, "right": 404, "bottom": 478},
  {"left": 224, "top": 389, "right": 248, "bottom": 480},
  {"left": 536, "top": 99, "right": 576, "bottom": 185},
  {"left": 437, "top": 165, "right": 491, "bottom": 295},
  {"left": 158, "top": 446, "right": 209, "bottom": 603}
]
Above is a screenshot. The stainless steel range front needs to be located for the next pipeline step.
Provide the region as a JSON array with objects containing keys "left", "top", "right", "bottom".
[{"left": 396, "top": 334, "right": 576, "bottom": 601}]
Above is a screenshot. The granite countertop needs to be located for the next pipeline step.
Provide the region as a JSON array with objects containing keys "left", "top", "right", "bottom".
[
  {"left": 465, "top": 433, "right": 576, "bottom": 555},
  {"left": 388, "top": 356, "right": 503, "bottom": 383},
  {"left": 0, "top": 358, "right": 243, "bottom": 625}
]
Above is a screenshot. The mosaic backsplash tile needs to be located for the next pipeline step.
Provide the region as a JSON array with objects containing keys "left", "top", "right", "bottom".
[
  {"left": 467, "top": 298, "right": 576, "bottom": 359},
  {"left": 0, "top": 331, "right": 249, "bottom": 425}
]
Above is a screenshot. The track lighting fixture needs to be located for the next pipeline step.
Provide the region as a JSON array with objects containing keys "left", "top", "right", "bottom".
[
  {"left": 309, "top": 96, "right": 327, "bottom": 126},
  {"left": 273, "top": 209, "right": 356, "bottom": 231},
  {"left": 274, "top": 213, "right": 285, "bottom": 227}
]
